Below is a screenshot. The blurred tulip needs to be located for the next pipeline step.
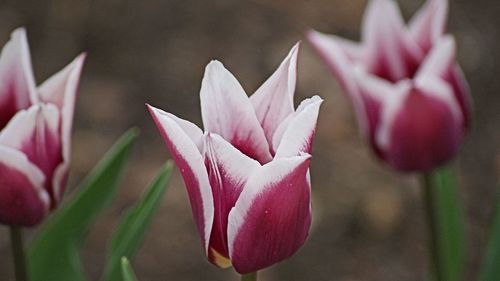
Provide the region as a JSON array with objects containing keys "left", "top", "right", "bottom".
[
  {"left": 307, "top": 0, "right": 471, "bottom": 172},
  {"left": 149, "top": 43, "right": 322, "bottom": 274},
  {"left": 0, "top": 28, "right": 85, "bottom": 226}
]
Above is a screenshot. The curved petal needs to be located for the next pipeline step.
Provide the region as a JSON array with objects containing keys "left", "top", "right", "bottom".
[
  {"left": 445, "top": 65, "right": 472, "bottom": 130},
  {"left": 416, "top": 36, "right": 455, "bottom": 79},
  {"left": 306, "top": 30, "right": 370, "bottom": 136},
  {"left": 148, "top": 105, "right": 214, "bottom": 253},
  {"left": 200, "top": 61, "right": 272, "bottom": 163},
  {"left": 227, "top": 154, "right": 312, "bottom": 274},
  {"left": 415, "top": 36, "right": 472, "bottom": 130},
  {"left": 352, "top": 68, "right": 398, "bottom": 156},
  {"left": 156, "top": 110, "right": 204, "bottom": 152},
  {"left": 38, "top": 54, "right": 85, "bottom": 160},
  {"left": 38, "top": 53, "right": 85, "bottom": 202},
  {"left": 249, "top": 43, "right": 298, "bottom": 144},
  {"left": 409, "top": 0, "right": 448, "bottom": 52},
  {"left": 273, "top": 96, "right": 323, "bottom": 157},
  {"left": 204, "top": 134, "right": 260, "bottom": 268},
  {"left": 0, "top": 104, "right": 62, "bottom": 203},
  {"left": 376, "top": 79, "right": 462, "bottom": 171},
  {"left": 362, "top": 0, "right": 423, "bottom": 82},
  {"left": 0, "top": 146, "right": 49, "bottom": 226},
  {"left": 0, "top": 28, "right": 38, "bottom": 128}
]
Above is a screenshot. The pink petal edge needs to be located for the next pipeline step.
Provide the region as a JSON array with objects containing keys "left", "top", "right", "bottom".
[{"left": 148, "top": 104, "right": 214, "bottom": 254}]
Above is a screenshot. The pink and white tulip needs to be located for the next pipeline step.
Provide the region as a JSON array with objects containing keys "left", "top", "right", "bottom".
[
  {"left": 149, "top": 44, "right": 322, "bottom": 273},
  {"left": 0, "top": 28, "right": 85, "bottom": 226},
  {"left": 307, "top": 0, "right": 471, "bottom": 172}
]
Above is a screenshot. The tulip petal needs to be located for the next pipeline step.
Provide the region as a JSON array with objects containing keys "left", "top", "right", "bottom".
[
  {"left": 306, "top": 30, "right": 370, "bottom": 136},
  {"left": 352, "top": 69, "right": 397, "bottom": 156},
  {"left": 409, "top": 0, "right": 448, "bottom": 52},
  {"left": 159, "top": 110, "right": 204, "bottom": 152},
  {"left": 38, "top": 54, "right": 85, "bottom": 202},
  {"left": 376, "top": 78, "right": 462, "bottom": 171},
  {"left": 273, "top": 96, "right": 323, "bottom": 157},
  {"left": 416, "top": 36, "right": 471, "bottom": 129},
  {"left": 445, "top": 65, "right": 472, "bottom": 129},
  {"left": 200, "top": 61, "right": 272, "bottom": 163},
  {"left": 148, "top": 105, "right": 214, "bottom": 253},
  {"left": 362, "top": 0, "right": 423, "bottom": 82},
  {"left": 227, "top": 154, "right": 312, "bottom": 274},
  {"left": 0, "top": 28, "right": 38, "bottom": 128},
  {"left": 204, "top": 134, "right": 260, "bottom": 267},
  {"left": 416, "top": 36, "right": 456, "bottom": 79},
  {"left": 0, "top": 145, "right": 49, "bottom": 226},
  {"left": 0, "top": 104, "right": 62, "bottom": 203},
  {"left": 250, "top": 43, "right": 298, "bottom": 144}
]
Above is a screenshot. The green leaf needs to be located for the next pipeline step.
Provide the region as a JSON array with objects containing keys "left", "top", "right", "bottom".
[
  {"left": 478, "top": 192, "right": 500, "bottom": 281},
  {"left": 28, "top": 129, "right": 139, "bottom": 281},
  {"left": 424, "top": 167, "right": 466, "bottom": 281},
  {"left": 102, "top": 161, "right": 173, "bottom": 281},
  {"left": 121, "top": 257, "right": 139, "bottom": 281}
]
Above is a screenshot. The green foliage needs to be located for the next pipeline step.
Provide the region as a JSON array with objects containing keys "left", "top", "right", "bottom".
[
  {"left": 121, "top": 257, "right": 139, "bottom": 281},
  {"left": 478, "top": 191, "right": 500, "bottom": 281},
  {"left": 425, "top": 167, "right": 466, "bottom": 281},
  {"left": 102, "top": 161, "right": 173, "bottom": 281},
  {"left": 28, "top": 129, "right": 139, "bottom": 281}
]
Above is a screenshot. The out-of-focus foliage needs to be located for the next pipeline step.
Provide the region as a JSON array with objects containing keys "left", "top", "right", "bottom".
[
  {"left": 121, "top": 258, "right": 139, "bottom": 281},
  {"left": 479, "top": 193, "right": 500, "bottom": 281},
  {"left": 28, "top": 129, "right": 138, "bottom": 281},
  {"left": 102, "top": 161, "right": 173, "bottom": 281}
]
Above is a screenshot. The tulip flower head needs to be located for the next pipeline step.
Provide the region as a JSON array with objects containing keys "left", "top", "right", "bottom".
[
  {"left": 307, "top": 0, "right": 471, "bottom": 172},
  {"left": 0, "top": 28, "right": 84, "bottom": 226},
  {"left": 149, "top": 44, "right": 322, "bottom": 273}
]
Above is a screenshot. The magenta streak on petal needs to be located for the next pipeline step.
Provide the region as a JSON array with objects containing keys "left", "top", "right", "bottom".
[
  {"left": 0, "top": 84, "right": 19, "bottom": 129},
  {"left": 148, "top": 107, "right": 210, "bottom": 250},
  {"left": 385, "top": 88, "right": 462, "bottom": 172},
  {"left": 170, "top": 145, "right": 207, "bottom": 247},
  {"left": 369, "top": 37, "right": 421, "bottom": 83},
  {"left": 205, "top": 139, "right": 229, "bottom": 261},
  {"left": 231, "top": 135, "right": 267, "bottom": 164},
  {"left": 20, "top": 111, "right": 62, "bottom": 207},
  {"left": 230, "top": 159, "right": 311, "bottom": 274},
  {"left": 200, "top": 61, "right": 272, "bottom": 164},
  {"left": 0, "top": 162, "right": 47, "bottom": 226},
  {"left": 204, "top": 141, "right": 242, "bottom": 263}
]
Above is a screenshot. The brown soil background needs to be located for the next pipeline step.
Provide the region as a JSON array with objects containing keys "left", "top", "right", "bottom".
[{"left": 0, "top": 0, "right": 499, "bottom": 280}]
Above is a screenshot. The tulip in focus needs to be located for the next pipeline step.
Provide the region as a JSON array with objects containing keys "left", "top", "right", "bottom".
[
  {"left": 149, "top": 44, "right": 322, "bottom": 274},
  {"left": 307, "top": 0, "right": 471, "bottom": 172},
  {"left": 0, "top": 28, "right": 85, "bottom": 226}
]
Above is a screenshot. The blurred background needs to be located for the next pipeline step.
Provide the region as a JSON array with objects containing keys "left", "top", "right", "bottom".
[{"left": 0, "top": 0, "right": 498, "bottom": 280}]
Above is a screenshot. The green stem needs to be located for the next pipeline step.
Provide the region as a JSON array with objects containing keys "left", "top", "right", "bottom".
[
  {"left": 423, "top": 174, "right": 443, "bottom": 281},
  {"left": 241, "top": 272, "right": 257, "bottom": 281},
  {"left": 10, "top": 226, "right": 29, "bottom": 281}
]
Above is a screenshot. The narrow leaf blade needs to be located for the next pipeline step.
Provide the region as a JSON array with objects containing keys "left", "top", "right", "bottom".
[
  {"left": 121, "top": 257, "right": 139, "bottom": 281},
  {"left": 28, "top": 129, "right": 139, "bottom": 281},
  {"left": 478, "top": 192, "right": 500, "bottom": 281},
  {"left": 102, "top": 161, "right": 173, "bottom": 281}
]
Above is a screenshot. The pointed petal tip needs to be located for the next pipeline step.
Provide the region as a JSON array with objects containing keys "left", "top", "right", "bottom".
[
  {"left": 309, "top": 95, "right": 324, "bottom": 103},
  {"left": 10, "top": 27, "right": 28, "bottom": 45},
  {"left": 205, "top": 60, "right": 225, "bottom": 72},
  {"left": 72, "top": 52, "right": 87, "bottom": 68},
  {"left": 147, "top": 104, "right": 170, "bottom": 124},
  {"left": 289, "top": 41, "right": 300, "bottom": 56}
]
